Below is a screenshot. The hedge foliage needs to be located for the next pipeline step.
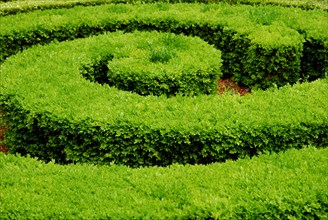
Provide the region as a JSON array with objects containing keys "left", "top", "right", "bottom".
[
  {"left": 1, "top": 0, "right": 327, "bottom": 17},
  {"left": 0, "top": 2, "right": 328, "bottom": 167},
  {"left": 1, "top": 3, "right": 327, "bottom": 89},
  {"left": 1, "top": 147, "right": 327, "bottom": 219},
  {"left": 79, "top": 31, "right": 222, "bottom": 97},
  {"left": 1, "top": 30, "right": 328, "bottom": 166}
]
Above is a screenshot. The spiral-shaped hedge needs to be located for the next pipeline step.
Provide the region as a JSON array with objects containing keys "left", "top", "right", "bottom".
[
  {"left": 79, "top": 31, "right": 222, "bottom": 97},
  {"left": 0, "top": 1, "right": 327, "bottom": 167}
]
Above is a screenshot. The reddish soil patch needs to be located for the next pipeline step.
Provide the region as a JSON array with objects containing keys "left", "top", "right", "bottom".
[
  {"left": 0, "top": 126, "right": 9, "bottom": 153},
  {"left": 217, "top": 79, "right": 250, "bottom": 96},
  {"left": 0, "top": 145, "right": 8, "bottom": 153}
]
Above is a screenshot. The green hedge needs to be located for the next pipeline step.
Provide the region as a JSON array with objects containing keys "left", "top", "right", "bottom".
[
  {"left": 1, "top": 31, "right": 327, "bottom": 166},
  {"left": 0, "top": 3, "right": 327, "bottom": 89},
  {"left": 1, "top": 3, "right": 328, "bottom": 167},
  {"left": 1, "top": 0, "right": 327, "bottom": 17},
  {"left": 1, "top": 147, "right": 327, "bottom": 219},
  {"left": 80, "top": 31, "right": 222, "bottom": 97}
]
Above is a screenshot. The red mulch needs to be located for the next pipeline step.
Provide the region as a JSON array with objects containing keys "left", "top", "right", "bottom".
[
  {"left": 0, "top": 126, "right": 8, "bottom": 153},
  {"left": 0, "top": 145, "right": 8, "bottom": 153},
  {"left": 217, "top": 79, "right": 250, "bottom": 96}
]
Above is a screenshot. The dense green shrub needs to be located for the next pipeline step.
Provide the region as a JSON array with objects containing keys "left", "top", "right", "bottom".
[
  {"left": 1, "top": 147, "right": 327, "bottom": 219},
  {"left": 79, "top": 31, "right": 222, "bottom": 97},
  {"left": 1, "top": 3, "right": 327, "bottom": 88},
  {"left": 1, "top": 31, "right": 327, "bottom": 166},
  {"left": 1, "top": 0, "right": 326, "bottom": 17},
  {"left": 0, "top": 1, "right": 327, "bottom": 217},
  {"left": 0, "top": 2, "right": 327, "bottom": 167}
]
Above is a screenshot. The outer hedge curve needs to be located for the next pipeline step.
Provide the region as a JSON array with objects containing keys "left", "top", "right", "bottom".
[
  {"left": 0, "top": 3, "right": 327, "bottom": 89},
  {"left": 0, "top": 3, "right": 328, "bottom": 167},
  {"left": 0, "top": 0, "right": 327, "bottom": 17},
  {"left": 1, "top": 147, "right": 327, "bottom": 219}
]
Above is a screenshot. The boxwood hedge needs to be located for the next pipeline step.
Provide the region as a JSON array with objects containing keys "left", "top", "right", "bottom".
[
  {"left": 1, "top": 3, "right": 327, "bottom": 88},
  {"left": 1, "top": 32, "right": 328, "bottom": 166},
  {"left": 0, "top": 2, "right": 327, "bottom": 167},
  {"left": 1, "top": 0, "right": 327, "bottom": 17},
  {"left": 79, "top": 31, "right": 222, "bottom": 97},
  {"left": 1, "top": 147, "right": 327, "bottom": 219}
]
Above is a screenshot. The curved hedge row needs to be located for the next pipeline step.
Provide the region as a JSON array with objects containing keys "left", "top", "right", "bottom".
[
  {"left": 1, "top": 35, "right": 328, "bottom": 166},
  {"left": 79, "top": 31, "right": 222, "bottom": 97},
  {"left": 0, "top": 2, "right": 328, "bottom": 167},
  {"left": 1, "top": 3, "right": 327, "bottom": 89},
  {"left": 1, "top": 147, "right": 327, "bottom": 219},
  {"left": 1, "top": 0, "right": 327, "bottom": 17}
]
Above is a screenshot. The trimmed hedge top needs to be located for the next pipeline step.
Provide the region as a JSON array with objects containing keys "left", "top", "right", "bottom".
[
  {"left": 1, "top": 3, "right": 327, "bottom": 88},
  {"left": 1, "top": 147, "right": 327, "bottom": 219},
  {"left": 1, "top": 0, "right": 327, "bottom": 17},
  {"left": 79, "top": 31, "right": 222, "bottom": 96},
  {"left": 1, "top": 29, "right": 328, "bottom": 166},
  {"left": 0, "top": 2, "right": 328, "bottom": 166}
]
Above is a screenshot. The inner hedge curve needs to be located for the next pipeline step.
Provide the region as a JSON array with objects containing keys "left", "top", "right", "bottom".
[
  {"left": 79, "top": 31, "right": 222, "bottom": 97},
  {"left": 0, "top": 2, "right": 327, "bottom": 167}
]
